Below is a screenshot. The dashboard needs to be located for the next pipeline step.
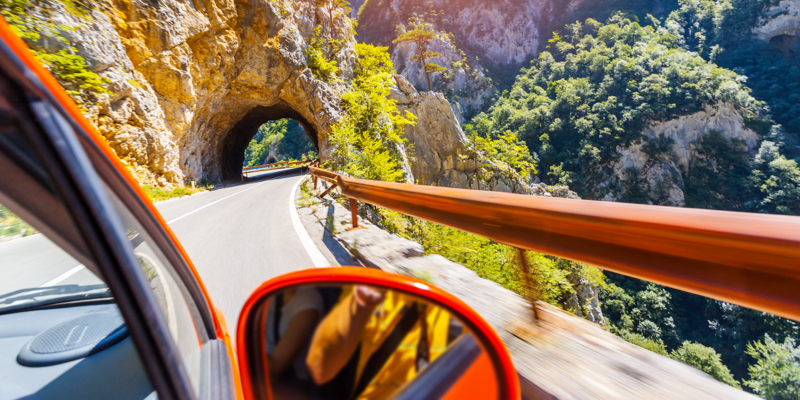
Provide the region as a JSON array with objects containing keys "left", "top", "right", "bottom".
[{"left": 0, "top": 303, "right": 154, "bottom": 400}]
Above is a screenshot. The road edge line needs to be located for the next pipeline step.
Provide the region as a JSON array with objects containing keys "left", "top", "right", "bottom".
[{"left": 289, "top": 175, "right": 328, "bottom": 268}]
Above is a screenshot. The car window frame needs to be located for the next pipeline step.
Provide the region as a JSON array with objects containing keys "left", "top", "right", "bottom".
[
  {"left": 0, "top": 29, "right": 197, "bottom": 400},
  {"left": 83, "top": 135, "right": 219, "bottom": 341}
]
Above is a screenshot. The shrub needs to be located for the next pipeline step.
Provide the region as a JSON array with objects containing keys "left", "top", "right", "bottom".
[
  {"left": 35, "top": 48, "right": 109, "bottom": 101},
  {"left": 1, "top": 0, "right": 108, "bottom": 105},
  {"left": 143, "top": 184, "right": 211, "bottom": 202},
  {"left": 0, "top": 205, "right": 37, "bottom": 239},
  {"left": 618, "top": 329, "right": 669, "bottom": 355},
  {"left": 671, "top": 341, "right": 741, "bottom": 388},
  {"left": 304, "top": 26, "right": 340, "bottom": 82},
  {"left": 325, "top": 43, "right": 415, "bottom": 182},
  {"left": 745, "top": 335, "right": 800, "bottom": 399}
]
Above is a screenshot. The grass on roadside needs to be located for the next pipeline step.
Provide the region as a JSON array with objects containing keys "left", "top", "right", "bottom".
[
  {"left": 298, "top": 179, "right": 322, "bottom": 208},
  {"left": 143, "top": 183, "right": 213, "bottom": 202}
]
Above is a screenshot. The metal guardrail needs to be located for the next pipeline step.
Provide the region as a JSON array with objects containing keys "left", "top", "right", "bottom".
[
  {"left": 242, "top": 160, "right": 310, "bottom": 176},
  {"left": 308, "top": 165, "right": 800, "bottom": 322}
]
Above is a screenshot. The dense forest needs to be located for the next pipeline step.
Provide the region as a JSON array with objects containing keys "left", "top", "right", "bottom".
[
  {"left": 457, "top": 1, "right": 800, "bottom": 395},
  {"left": 242, "top": 119, "right": 317, "bottom": 167},
  {"left": 468, "top": 13, "right": 799, "bottom": 214},
  {"left": 346, "top": 0, "right": 800, "bottom": 396}
]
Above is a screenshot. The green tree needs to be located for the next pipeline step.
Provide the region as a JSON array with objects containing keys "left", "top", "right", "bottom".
[
  {"left": 242, "top": 120, "right": 287, "bottom": 167},
  {"left": 751, "top": 141, "right": 800, "bottom": 215},
  {"left": 304, "top": 27, "right": 340, "bottom": 82},
  {"left": 468, "top": 130, "right": 537, "bottom": 182},
  {"left": 745, "top": 335, "right": 800, "bottom": 399},
  {"left": 392, "top": 15, "right": 447, "bottom": 91},
  {"left": 277, "top": 121, "right": 316, "bottom": 160},
  {"left": 671, "top": 341, "right": 741, "bottom": 388},
  {"left": 325, "top": 43, "right": 416, "bottom": 182},
  {"left": 468, "top": 16, "right": 766, "bottom": 202}
]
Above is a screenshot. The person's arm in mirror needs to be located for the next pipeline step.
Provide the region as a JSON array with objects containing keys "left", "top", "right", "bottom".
[
  {"left": 269, "top": 308, "right": 319, "bottom": 377},
  {"left": 267, "top": 288, "right": 323, "bottom": 378},
  {"left": 306, "top": 285, "right": 385, "bottom": 384}
]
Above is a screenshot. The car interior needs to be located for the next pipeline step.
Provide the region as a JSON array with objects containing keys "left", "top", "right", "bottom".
[{"left": 0, "top": 43, "right": 235, "bottom": 400}]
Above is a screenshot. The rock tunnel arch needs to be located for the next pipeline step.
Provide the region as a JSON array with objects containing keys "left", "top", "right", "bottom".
[{"left": 219, "top": 103, "right": 319, "bottom": 181}]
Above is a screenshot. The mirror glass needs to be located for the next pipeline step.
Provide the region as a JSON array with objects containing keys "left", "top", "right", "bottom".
[{"left": 255, "top": 284, "right": 500, "bottom": 400}]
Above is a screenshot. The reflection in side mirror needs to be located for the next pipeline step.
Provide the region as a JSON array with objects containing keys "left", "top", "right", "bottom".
[{"left": 240, "top": 276, "right": 509, "bottom": 400}]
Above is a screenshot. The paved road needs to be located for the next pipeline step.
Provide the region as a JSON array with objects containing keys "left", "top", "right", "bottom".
[
  {"left": 0, "top": 167, "right": 316, "bottom": 335},
  {"left": 0, "top": 235, "right": 101, "bottom": 295},
  {"left": 156, "top": 168, "right": 315, "bottom": 333}
]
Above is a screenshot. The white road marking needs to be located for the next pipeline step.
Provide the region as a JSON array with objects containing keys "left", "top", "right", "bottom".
[
  {"left": 166, "top": 180, "right": 269, "bottom": 225},
  {"left": 290, "top": 176, "right": 329, "bottom": 268},
  {"left": 40, "top": 264, "right": 85, "bottom": 287}
]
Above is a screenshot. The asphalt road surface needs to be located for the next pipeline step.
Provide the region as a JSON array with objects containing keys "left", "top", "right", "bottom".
[
  {"left": 155, "top": 167, "right": 315, "bottom": 334},
  {"left": 0, "top": 234, "right": 102, "bottom": 295},
  {"left": 0, "top": 167, "right": 316, "bottom": 336}
]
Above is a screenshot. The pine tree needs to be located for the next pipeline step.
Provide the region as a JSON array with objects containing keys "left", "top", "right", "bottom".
[{"left": 392, "top": 15, "right": 446, "bottom": 92}]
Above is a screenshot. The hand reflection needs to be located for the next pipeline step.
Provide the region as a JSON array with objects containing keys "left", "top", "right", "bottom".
[
  {"left": 354, "top": 285, "right": 386, "bottom": 307},
  {"left": 268, "top": 284, "right": 464, "bottom": 400}
]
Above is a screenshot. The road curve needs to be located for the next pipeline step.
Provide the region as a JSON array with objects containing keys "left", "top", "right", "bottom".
[{"left": 156, "top": 168, "right": 316, "bottom": 335}]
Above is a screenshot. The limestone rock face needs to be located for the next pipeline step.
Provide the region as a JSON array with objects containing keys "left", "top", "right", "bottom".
[
  {"left": 360, "top": 0, "right": 581, "bottom": 65},
  {"left": 607, "top": 103, "right": 760, "bottom": 206},
  {"left": 358, "top": 0, "right": 583, "bottom": 115},
  {"left": 565, "top": 274, "right": 606, "bottom": 325},
  {"left": 390, "top": 75, "right": 471, "bottom": 186},
  {"left": 29, "top": 0, "right": 582, "bottom": 195},
  {"left": 390, "top": 76, "right": 579, "bottom": 198},
  {"left": 392, "top": 33, "right": 493, "bottom": 119},
  {"left": 40, "top": 0, "right": 356, "bottom": 185},
  {"left": 24, "top": 1, "right": 181, "bottom": 186},
  {"left": 753, "top": 0, "right": 800, "bottom": 42}
]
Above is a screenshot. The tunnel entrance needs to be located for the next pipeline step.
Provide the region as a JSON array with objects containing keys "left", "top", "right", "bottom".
[
  {"left": 220, "top": 104, "right": 319, "bottom": 181},
  {"left": 242, "top": 119, "right": 316, "bottom": 167}
]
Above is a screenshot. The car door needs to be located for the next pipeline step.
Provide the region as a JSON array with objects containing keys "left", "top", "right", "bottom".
[{"left": 0, "top": 18, "right": 237, "bottom": 400}]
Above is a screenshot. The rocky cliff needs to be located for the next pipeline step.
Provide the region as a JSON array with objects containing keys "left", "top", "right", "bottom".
[
  {"left": 390, "top": 75, "right": 578, "bottom": 198},
  {"left": 605, "top": 103, "right": 760, "bottom": 206},
  {"left": 27, "top": 0, "right": 356, "bottom": 186},
  {"left": 753, "top": 0, "right": 800, "bottom": 59},
  {"left": 391, "top": 31, "right": 493, "bottom": 120},
  {"left": 357, "top": 0, "right": 583, "bottom": 117},
  {"left": 753, "top": 0, "right": 800, "bottom": 42},
  {"left": 20, "top": 0, "right": 581, "bottom": 200}
]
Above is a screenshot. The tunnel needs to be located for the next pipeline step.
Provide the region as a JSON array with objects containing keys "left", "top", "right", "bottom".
[{"left": 219, "top": 103, "right": 319, "bottom": 181}]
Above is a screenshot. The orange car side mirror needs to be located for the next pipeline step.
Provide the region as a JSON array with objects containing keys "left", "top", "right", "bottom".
[{"left": 236, "top": 268, "right": 520, "bottom": 400}]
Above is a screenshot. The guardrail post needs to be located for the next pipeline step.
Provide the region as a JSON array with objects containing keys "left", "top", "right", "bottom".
[
  {"left": 350, "top": 198, "right": 358, "bottom": 228},
  {"left": 517, "top": 248, "right": 539, "bottom": 321}
]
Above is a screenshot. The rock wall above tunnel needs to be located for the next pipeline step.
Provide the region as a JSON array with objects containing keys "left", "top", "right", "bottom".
[{"left": 42, "top": 0, "right": 356, "bottom": 185}]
